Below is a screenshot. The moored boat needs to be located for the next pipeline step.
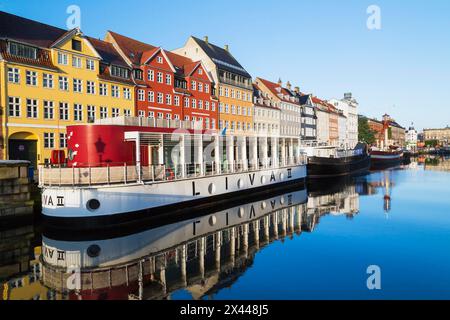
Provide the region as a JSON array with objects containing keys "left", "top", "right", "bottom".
[
  {"left": 302, "top": 143, "right": 370, "bottom": 179},
  {"left": 370, "top": 148, "right": 404, "bottom": 169},
  {"left": 38, "top": 118, "right": 308, "bottom": 229}
]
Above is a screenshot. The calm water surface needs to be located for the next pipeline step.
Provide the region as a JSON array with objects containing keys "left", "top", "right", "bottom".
[{"left": 2, "top": 158, "right": 450, "bottom": 300}]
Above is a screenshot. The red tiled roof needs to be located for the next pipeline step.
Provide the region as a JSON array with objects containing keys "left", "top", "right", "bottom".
[
  {"left": 87, "top": 36, "right": 129, "bottom": 67},
  {"left": 257, "top": 78, "right": 301, "bottom": 105},
  {"left": 0, "top": 40, "right": 59, "bottom": 71},
  {"left": 107, "top": 30, "right": 157, "bottom": 66}
]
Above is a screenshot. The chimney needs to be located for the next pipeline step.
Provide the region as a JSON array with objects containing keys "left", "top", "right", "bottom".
[
  {"left": 286, "top": 81, "right": 292, "bottom": 90},
  {"left": 278, "top": 78, "right": 282, "bottom": 86},
  {"left": 203, "top": 36, "right": 209, "bottom": 44},
  {"left": 224, "top": 44, "right": 229, "bottom": 52},
  {"left": 294, "top": 86, "right": 300, "bottom": 93}
]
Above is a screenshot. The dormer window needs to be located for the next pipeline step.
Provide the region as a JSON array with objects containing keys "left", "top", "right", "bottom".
[
  {"left": 134, "top": 69, "right": 143, "bottom": 80},
  {"left": 111, "top": 65, "right": 129, "bottom": 79},
  {"left": 72, "top": 39, "right": 82, "bottom": 52},
  {"left": 9, "top": 42, "right": 37, "bottom": 59}
]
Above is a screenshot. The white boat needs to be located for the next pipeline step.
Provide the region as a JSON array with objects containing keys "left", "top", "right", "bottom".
[{"left": 38, "top": 118, "right": 307, "bottom": 228}]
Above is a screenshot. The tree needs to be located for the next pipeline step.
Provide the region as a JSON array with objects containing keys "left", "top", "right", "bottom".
[{"left": 358, "top": 116, "right": 376, "bottom": 145}]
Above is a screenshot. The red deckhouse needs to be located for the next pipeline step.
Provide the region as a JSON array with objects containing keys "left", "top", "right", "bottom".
[{"left": 106, "top": 32, "right": 219, "bottom": 130}]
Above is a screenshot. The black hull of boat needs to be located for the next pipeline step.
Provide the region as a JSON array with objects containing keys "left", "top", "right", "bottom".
[{"left": 307, "top": 154, "right": 371, "bottom": 179}]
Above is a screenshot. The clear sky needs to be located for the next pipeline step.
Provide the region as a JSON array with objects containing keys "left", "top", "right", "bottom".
[{"left": 2, "top": 0, "right": 449, "bottom": 131}]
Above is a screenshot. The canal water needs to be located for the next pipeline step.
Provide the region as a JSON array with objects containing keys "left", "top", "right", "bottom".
[{"left": 1, "top": 157, "right": 450, "bottom": 300}]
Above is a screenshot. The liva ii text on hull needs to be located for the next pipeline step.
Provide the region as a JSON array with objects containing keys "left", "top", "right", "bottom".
[{"left": 39, "top": 120, "right": 308, "bottom": 225}]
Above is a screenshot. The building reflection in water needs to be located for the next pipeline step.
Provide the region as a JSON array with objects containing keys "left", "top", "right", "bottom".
[
  {"left": 2, "top": 171, "right": 403, "bottom": 300},
  {"left": 422, "top": 156, "right": 450, "bottom": 173},
  {"left": 36, "top": 174, "right": 384, "bottom": 301}
]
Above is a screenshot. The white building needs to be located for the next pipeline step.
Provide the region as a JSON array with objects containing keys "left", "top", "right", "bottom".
[
  {"left": 329, "top": 93, "right": 359, "bottom": 148},
  {"left": 338, "top": 112, "right": 348, "bottom": 148},
  {"left": 252, "top": 84, "right": 281, "bottom": 137},
  {"left": 405, "top": 123, "right": 418, "bottom": 152},
  {"left": 315, "top": 104, "right": 330, "bottom": 145}
]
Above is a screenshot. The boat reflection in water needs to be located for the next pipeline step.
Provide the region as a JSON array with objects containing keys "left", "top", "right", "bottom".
[{"left": 40, "top": 177, "right": 373, "bottom": 300}]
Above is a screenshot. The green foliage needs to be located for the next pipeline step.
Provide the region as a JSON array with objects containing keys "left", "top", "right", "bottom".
[
  {"left": 358, "top": 117, "right": 376, "bottom": 145},
  {"left": 425, "top": 140, "right": 439, "bottom": 147}
]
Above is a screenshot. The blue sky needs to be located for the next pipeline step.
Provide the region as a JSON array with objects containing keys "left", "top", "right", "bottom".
[{"left": 2, "top": 0, "right": 449, "bottom": 131}]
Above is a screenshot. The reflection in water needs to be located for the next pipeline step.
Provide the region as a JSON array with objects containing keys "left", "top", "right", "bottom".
[
  {"left": 4, "top": 169, "right": 426, "bottom": 300},
  {"left": 33, "top": 175, "right": 373, "bottom": 301},
  {"left": 422, "top": 156, "right": 450, "bottom": 173}
]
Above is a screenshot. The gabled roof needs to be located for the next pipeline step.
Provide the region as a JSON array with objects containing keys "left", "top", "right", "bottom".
[
  {"left": 191, "top": 36, "right": 251, "bottom": 78},
  {"left": 107, "top": 30, "right": 157, "bottom": 66},
  {"left": 0, "top": 11, "right": 67, "bottom": 48},
  {"left": 252, "top": 83, "right": 279, "bottom": 110},
  {"left": 87, "top": 36, "right": 128, "bottom": 67},
  {"left": 256, "top": 78, "right": 301, "bottom": 105}
]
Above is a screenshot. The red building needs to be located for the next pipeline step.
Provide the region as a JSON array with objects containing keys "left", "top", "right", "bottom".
[{"left": 105, "top": 32, "right": 218, "bottom": 130}]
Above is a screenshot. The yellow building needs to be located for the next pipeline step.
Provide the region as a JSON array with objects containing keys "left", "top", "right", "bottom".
[
  {"left": 173, "top": 36, "right": 253, "bottom": 135},
  {"left": 0, "top": 11, "right": 135, "bottom": 168}
]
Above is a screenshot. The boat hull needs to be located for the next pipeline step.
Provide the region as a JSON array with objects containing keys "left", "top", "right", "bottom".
[
  {"left": 370, "top": 151, "right": 404, "bottom": 169},
  {"left": 307, "top": 153, "right": 371, "bottom": 179},
  {"left": 41, "top": 164, "right": 307, "bottom": 229}
]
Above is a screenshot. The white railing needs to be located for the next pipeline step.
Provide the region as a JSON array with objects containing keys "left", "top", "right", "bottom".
[
  {"left": 38, "top": 154, "right": 307, "bottom": 187},
  {"left": 94, "top": 116, "right": 204, "bottom": 130}
]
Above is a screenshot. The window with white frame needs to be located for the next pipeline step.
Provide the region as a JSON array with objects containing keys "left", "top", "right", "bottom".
[
  {"left": 205, "top": 118, "right": 210, "bottom": 128},
  {"left": 43, "top": 73, "right": 53, "bottom": 88},
  {"left": 205, "top": 101, "right": 210, "bottom": 110},
  {"left": 43, "top": 100, "right": 54, "bottom": 119},
  {"left": 192, "top": 99, "right": 197, "bottom": 109},
  {"left": 166, "top": 94, "right": 172, "bottom": 105},
  {"left": 148, "top": 91, "right": 155, "bottom": 102},
  {"left": 138, "top": 89, "right": 145, "bottom": 101},
  {"left": 86, "top": 59, "right": 95, "bottom": 70},
  {"left": 157, "top": 56, "right": 163, "bottom": 64},
  {"left": 123, "top": 88, "right": 131, "bottom": 100},
  {"left": 99, "top": 83, "right": 108, "bottom": 96},
  {"left": 198, "top": 100, "right": 203, "bottom": 109},
  {"left": 87, "top": 105, "right": 96, "bottom": 122},
  {"left": 8, "top": 97, "right": 20, "bottom": 117},
  {"left": 211, "top": 119, "right": 216, "bottom": 129},
  {"left": 205, "top": 84, "right": 209, "bottom": 93},
  {"left": 26, "top": 99, "right": 38, "bottom": 118},
  {"left": 100, "top": 106, "right": 108, "bottom": 119},
  {"left": 219, "top": 86, "right": 223, "bottom": 96},
  {"left": 112, "top": 107, "right": 120, "bottom": 117},
  {"left": 191, "top": 81, "right": 196, "bottom": 90},
  {"left": 74, "top": 104, "right": 83, "bottom": 121},
  {"left": 174, "top": 95, "right": 180, "bottom": 106},
  {"left": 72, "top": 56, "right": 82, "bottom": 68},
  {"left": 26, "top": 70, "right": 37, "bottom": 86},
  {"left": 225, "top": 104, "right": 229, "bottom": 113},
  {"left": 138, "top": 110, "right": 145, "bottom": 117},
  {"left": 157, "top": 72, "right": 163, "bottom": 83},
  {"left": 231, "top": 105, "right": 236, "bottom": 115},
  {"left": 59, "top": 102, "right": 69, "bottom": 120},
  {"left": 148, "top": 70, "right": 154, "bottom": 81},
  {"left": 8, "top": 68, "right": 20, "bottom": 83},
  {"left": 165, "top": 113, "right": 172, "bottom": 120},
  {"left": 157, "top": 93, "right": 163, "bottom": 104},
  {"left": 44, "top": 133, "right": 54, "bottom": 149},
  {"left": 174, "top": 114, "right": 180, "bottom": 120},
  {"left": 224, "top": 88, "right": 229, "bottom": 97},
  {"left": 148, "top": 111, "right": 155, "bottom": 118},
  {"left": 58, "top": 52, "right": 68, "bottom": 65},
  {"left": 211, "top": 102, "right": 216, "bottom": 111},
  {"left": 157, "top": 112, "right": 163, "bottom": 119},
  {"left": 112, "top": 85, "right": 119, "bottom": 98},
  {"left": 73, "top": 79, "right": 82, "bottom": 93},
  {"left": 59, "top": 133, "right": 67, "bottom": 148},
  {"left": 231, "top": 89, "right": 235, "bottom": 99},
  {"left": 87, "top": 81, "right": 95, "bottom": 94},
  {"left": 198, "top": 83, "right": 203, "bottom": 92},
  {"left": 184, "top": 98, "right": 189, "bottom": 108},
  {"left": 198, "top": 68, "right": 203, "bottom": 75},
  {"left": 184, "top": 115, "right": 189, "bottom": 121},
  {"left": 165, "top": 74, "right": 171, "bottom": 85},
  {"left": 124, "top": 109, "right": 131, "bottom": 117}
]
